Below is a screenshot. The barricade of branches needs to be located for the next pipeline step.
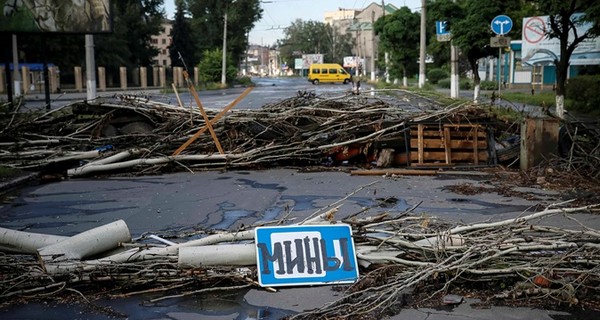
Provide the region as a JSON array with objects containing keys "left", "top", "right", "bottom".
[{"left": 0, "top": 92, "right": 498, "bottom": 177}]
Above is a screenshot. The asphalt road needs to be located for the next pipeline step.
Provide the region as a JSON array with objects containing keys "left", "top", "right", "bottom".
[{"left": 1, "top": 78, "right": 599, "bottom": 319}]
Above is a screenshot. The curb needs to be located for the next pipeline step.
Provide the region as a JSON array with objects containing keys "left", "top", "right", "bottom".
[{"left": 0, "top": 172, "right": 40, "bottom": 194}]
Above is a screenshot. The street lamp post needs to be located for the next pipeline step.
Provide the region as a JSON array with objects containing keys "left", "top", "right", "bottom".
[{"left": 221, "top": 11, "right": 228, "bottom": 86}]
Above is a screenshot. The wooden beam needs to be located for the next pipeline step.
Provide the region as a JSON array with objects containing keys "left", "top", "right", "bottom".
[
  {"left": 184, "top": 70, "right": 224, "bottom": 154},
  {"left": 172, "top": 86, "right": 254, "bottom": 156}
]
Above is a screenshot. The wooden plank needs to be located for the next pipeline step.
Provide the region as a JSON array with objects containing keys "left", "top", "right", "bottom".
[
  {"left": 443, "top": 126, "right": 451, "bottom": 164},
  {"left": 473, "top": 127, "right": 479, "bottom": 165},
  {"left": 351, "top": 169, "right": 438, "bottom": 176},
  {"left": 410, "top": 151, "right": 488, "bottom": 162},
  {"left": 418, "top": 124, "right": 424, "bottom": 164},
  {"left": 411, "top": 129, "right": 487, "bottom": 139},
  {"left": 410, "top": 139, "right": 487, "bottom": 149}
]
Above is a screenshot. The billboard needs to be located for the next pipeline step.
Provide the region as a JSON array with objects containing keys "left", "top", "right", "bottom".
[
  {"left": 0, "top": 0, "right": 112, "bottom": 33},
  {"left": 522, "top": 14, "right": 600, "bottom": 66},
  {"left": 301, "top": 54, "right": 323, "bottom": 69}
]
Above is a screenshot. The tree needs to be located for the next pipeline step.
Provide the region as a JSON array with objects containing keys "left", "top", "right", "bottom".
[
  {"left": 534, "top": 0, "right": 600, "bottom": 118},
  {"left": 374, "top": 7, "right": 421, "bottom": 86},
  {"left": 446, "top": 0, "right": 530, "bottom": 102},
  {"left": 169, "top": 0, "right": 196, "bottom": 68},
  {"left": 15, "top": 0, "right": 164, "bottom": 84},
  {"left": 96, "top": 0, "right": 164, "bottom": 68},
  {"left": 278, "top": 19, "right": 354, "bottom": 68},
  {"left": 197, "top": 49, "right": 237, "bottom": 83},
  {"left": 188, "top": 0, "right": 262, "bottom": 72}
]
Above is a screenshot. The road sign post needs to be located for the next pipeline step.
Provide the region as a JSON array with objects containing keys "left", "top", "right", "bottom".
[
  {"left": 436, "top": 21, "right": 451, "bottom": 42},
  {"left": 490, "top": 15, "right": 513, "bottom": 100}
]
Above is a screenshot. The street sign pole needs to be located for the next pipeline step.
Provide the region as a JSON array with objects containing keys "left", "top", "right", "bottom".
[{"left": 490, "top": 15, "right": 513, "bottom": 102}]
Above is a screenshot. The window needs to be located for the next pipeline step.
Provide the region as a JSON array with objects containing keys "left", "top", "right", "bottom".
[
  {"left": 151, "top": 39, "right": 158, "bottom": 44},
  {"left": 329, "top": 68, "right": 338, "bottom": 74},
  {"left": 163, "top": 59, "right": 167, "bottom": 66},
  {"left": 321, "top": 68, "right": 328, "bottom": 74},
  {"left": 312, "top": 68, "right": 320, "bottom": 74},
  {"left": 162, "top": 39, "right": 166, "bottom": 45}
]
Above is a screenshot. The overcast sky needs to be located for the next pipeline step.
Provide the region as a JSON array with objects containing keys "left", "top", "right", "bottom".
[{"left": 163, "top": 0, "right": 422, "bottom": 46}]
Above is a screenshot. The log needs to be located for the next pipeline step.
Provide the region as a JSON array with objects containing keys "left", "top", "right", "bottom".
[
  {"left": 178, "top": 243, "right": 256, "bottom": 266},
  {"left": 351, "top": 169, "right": 438, "bottom": 176},
  {"left": 0, "top": 227, "right": 68, "bottom": 254},
  {"left": 37, "top": 219, "right": 131, "bottom": 264}
]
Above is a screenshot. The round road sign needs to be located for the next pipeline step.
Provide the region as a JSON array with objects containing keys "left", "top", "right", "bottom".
[{"left": 524, "top": 16, "right": 546, "bottom": 44}]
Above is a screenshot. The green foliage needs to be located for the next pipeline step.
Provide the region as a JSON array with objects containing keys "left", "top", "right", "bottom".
[
  {"left": 236, "top": 76, "right": 253, "bottom": 86},
  {"left": 197, "top": 49, "right": 237, "bottom": 84},
  {"left": 374, "top": 7, "right": 420, "bottom": 80},
  {"left": 437, "top": 78, "right": 451, "bottom": 88},
  {"left": 278, "top": 19, "right": 354, "bottom": 66},
  {"left": 535, "top": 0, "right": 600, "bottom": 96},
  {"left": 460, "top": 78, "right": 472, "bottom": 90},
  {"left": 479, "top": 80, "right": 498, "bottom": 90},
  {"left": 436, "top": 78, "right": 472, "bottom": 90},
  {"left": 170, "top": 0, "right": 196, "bottom": 68},
  {"left": 427, "top": 68, "right": 449, "bottom": 84},
  {"left": 188, "top": 0, "right": 262, "bottom": 69},
  {"left": 566, "top": 75, "right": 600, "bottom": 113}
]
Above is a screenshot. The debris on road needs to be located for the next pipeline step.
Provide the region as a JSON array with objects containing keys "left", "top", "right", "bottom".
[
  {"left": 0, "top": 91, "right": 508, "bottom": 177},
  {"left": 1, "top": 201, "right": 599, "bottom": 317}
]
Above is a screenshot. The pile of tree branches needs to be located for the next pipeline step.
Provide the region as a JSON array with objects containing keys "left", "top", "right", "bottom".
[
  {"left": 0, "top": 91, "right": 497, "bottom": 177},
  {"left": 1, "top": 201, "right": 599, "bottom": 317}
]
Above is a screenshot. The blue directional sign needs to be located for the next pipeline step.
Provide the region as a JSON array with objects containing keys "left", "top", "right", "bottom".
[
  {"left": 255, "top": 224, "right": 359, "bottom": 287},
  {"left": 436, "top": 21, "right": 451, "bottom": 42},
  {"left": 491, "top": 15, "right": 513, "bottom": 35},
  {"left": 436, "top": 21, "right": 450, "bottom": 35}
]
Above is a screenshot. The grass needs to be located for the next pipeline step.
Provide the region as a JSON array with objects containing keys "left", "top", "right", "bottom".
[{"left": 500, "top": 91, "right": 572, "bottom": 109}]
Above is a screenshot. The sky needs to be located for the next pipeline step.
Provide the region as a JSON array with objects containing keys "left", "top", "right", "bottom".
[{"left": 163, "top": 0, "right": 422, "bottom": 46}]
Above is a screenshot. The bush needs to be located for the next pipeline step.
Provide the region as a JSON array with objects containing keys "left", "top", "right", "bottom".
[
  {"left": 566, "top": 75, "right": 600, "bottom": 113},
  {"left": 479, "top": 80, "right": 498, "bottom": 90},
  {"left": 460, "top": 78, "right": 472, "bottom": 90},
  {"left": 197, "top": 49, "right": 237, "bottom": 85},
  {"left": 236, "top": 76, "right": 253, "bottom": 86},
  {"left": 427, "top": 68, "right": 449, "bottom": 84},
  {"left": 437, "top": 78, "right": 451, "bottom": 88}
]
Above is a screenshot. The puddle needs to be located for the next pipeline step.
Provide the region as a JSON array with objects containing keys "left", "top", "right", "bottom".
[
  {"left": 236, "top": 178, "right": 286, "bottom": 192},
  {"left": 0, "top": 291, "right": 295, "bottom": 320}
]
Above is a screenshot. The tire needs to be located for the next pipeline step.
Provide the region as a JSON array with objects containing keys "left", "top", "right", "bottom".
[
  {"left": 312, "top": 79, "right": 320, "bottom": 85},
  {"left": 343, "top": 78, "right": 350, "bottom": 84},
  {"left": 120, "top": 121, "right": 154, "bottom": 135},
  {"left": 101, "top": 124, "right": 118, "bottom": 137}
]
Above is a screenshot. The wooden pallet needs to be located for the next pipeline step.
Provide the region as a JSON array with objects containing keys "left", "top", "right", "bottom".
[{"left": 410, "top": 123, "right": 488, "bottom": 166}]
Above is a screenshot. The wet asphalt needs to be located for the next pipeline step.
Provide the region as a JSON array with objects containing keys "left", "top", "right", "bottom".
[
  {"left": 1, "top": 78, "right": 599, "bottom": 319},
  {"left": 1, "top": 169, "right": 599, "bottom": 319}
]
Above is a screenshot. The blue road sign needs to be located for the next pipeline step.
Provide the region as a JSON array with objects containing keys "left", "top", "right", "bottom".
[
  {"left": 491, "top": 15, "right": 513, "bottom": 35},
  {"left": 436, "top": 21, "right": 450, "bottom": 35},
  {"left": 255, "top": 224, "right": 359, "bottom": 287}
]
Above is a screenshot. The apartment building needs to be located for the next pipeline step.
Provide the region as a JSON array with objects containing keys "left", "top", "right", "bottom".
[
  {"left": 325, "top": 3, "right": 398, "bottom": 80},
  {"left": 151, "top": 21, "right": 173, "bottom": 67}
]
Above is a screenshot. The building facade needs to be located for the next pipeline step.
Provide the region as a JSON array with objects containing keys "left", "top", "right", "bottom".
[
  {"left": 325, "top": 2, "right": 398, "bottom": 81},
  {"left": 151, "top": 21, "right": 172, "bottom": 67}
]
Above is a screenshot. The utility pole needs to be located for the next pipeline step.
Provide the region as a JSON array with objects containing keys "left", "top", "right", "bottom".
[
  {"left": 221, "top": 10, "right": 228, "bottom": 86},
  {"left": 450, "top": 0, "right": 459, "bottom": 98},
  {"left": 370, "top": 10, "right": 376, "bottom": 82},
  {"left": 382, "top": 0, "right": 390, "bottom": 83},
  {"left": 12, "top": 34, "right": 21, "bottom": 97},
  {"left": 418, "top": 0, "right": 426, "bottom": 88},
  {"left": 85, "top": 34, "right": 97, "bottom": 101}
]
